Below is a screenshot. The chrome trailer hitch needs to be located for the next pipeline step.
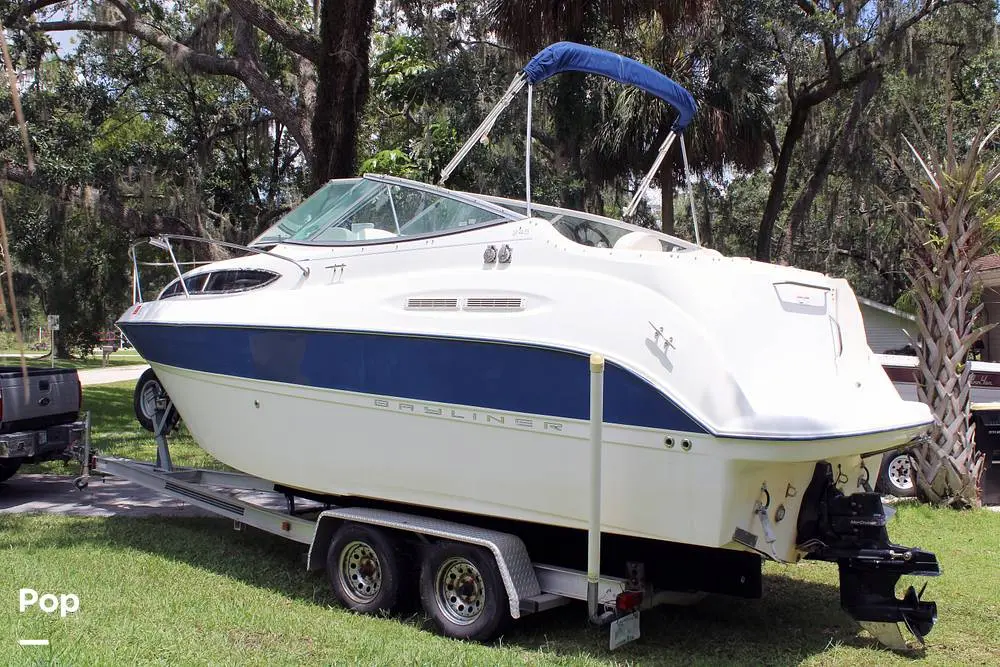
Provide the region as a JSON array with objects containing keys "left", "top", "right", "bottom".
[{"left": 796, "top": 462, "right": 939, "bottom": 651}]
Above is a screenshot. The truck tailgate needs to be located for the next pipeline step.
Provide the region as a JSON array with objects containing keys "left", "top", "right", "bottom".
[{"left": 0, "top": 366, "right": 81, "bottom": 433}]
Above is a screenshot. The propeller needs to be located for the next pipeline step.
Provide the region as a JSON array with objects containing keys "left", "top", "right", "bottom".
[{"left": 900, "top": 584, "right": 937, "bottom": 645}]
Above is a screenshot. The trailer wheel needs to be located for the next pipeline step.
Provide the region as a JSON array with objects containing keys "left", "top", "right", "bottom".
[
  {"left": 419, "top": 541, "right": 509, "bottom": 641},
  {"left": 326, "top": 524, "right": 402, "bottom": 615},
  {"left": 133, "top": 369, "right": 179, "bottom": 433},
  {"left": 0, "top": 459, "right": 22, "bottom": 483},
  {"left": 879, "top": 450, "right": 917, "bottom": 498}
]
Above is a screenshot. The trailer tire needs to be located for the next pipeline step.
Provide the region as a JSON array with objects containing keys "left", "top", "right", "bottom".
[
  {"left": 133, "top": 369, "right": 179, "bottom": 433},
  {"left": 419, "top": 541, "right": 509, "bottom": 641},
  {"left": 878, "top": 450, "right": 917, "bottom": 498},
  {"left": 0, "top": 459, "right": 22, "bottom": 483},
  {"left": 326, "top": 524, "right": 403, "bottom": 615}
]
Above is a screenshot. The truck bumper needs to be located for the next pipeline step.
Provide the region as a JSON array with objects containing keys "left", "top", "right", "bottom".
[{"left": 0, "top": 421, "right": 86, "bottom": 462}]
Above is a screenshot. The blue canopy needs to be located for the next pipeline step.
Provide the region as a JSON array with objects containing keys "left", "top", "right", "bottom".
[{"left": 522, "top": 42, "right": 696, "bottom": 131}]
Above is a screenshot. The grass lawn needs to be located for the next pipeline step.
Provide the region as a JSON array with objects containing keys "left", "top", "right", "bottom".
[
  {"left": 2, "top": 384, "right": 999, "bottom": 665},
  {"left": 0, "top": 348, "right": 146, "bottom": 371}
]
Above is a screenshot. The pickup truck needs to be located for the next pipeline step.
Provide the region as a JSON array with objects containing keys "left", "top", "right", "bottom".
[{"left": 0, "top": 366, "right": 86, "bottom": 483}]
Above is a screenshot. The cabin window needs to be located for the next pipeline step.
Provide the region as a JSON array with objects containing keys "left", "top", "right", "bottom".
[{"left": 159, "top": 269, "right": 279, "bottom": 299}]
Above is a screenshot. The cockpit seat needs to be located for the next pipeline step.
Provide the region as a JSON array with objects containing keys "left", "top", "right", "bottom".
[
  {"left": 355, "top": 227, "right": 398, "bottom": 241},
  {"left": 349, "top": 223, "right": 398, "bottom": 241},
  {"left": 613, "top": 231, "right": 662, "bottom": 252}
]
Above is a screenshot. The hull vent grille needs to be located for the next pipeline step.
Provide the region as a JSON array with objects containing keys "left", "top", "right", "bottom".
[
  {"left": 465, "top": 297, "right": 524, "bottom": 311},
  {"left": 406, "top": 298, "right": 459, "bottom": 310}
]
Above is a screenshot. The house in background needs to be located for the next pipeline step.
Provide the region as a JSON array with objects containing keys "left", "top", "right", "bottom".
[
  {"left": 857, "top": 297, "right": 916, "bottom": 355},
  {"left": 973, "top": 254, "right": 1000, "bottom": 362}
]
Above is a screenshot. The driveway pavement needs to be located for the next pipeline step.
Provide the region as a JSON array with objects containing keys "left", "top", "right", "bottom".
[
  {"left": 78, "top": 364, "right": 149, "bottom": 386},
  {"left": 0, "top": 474, "right": 209, "bottom": 517},
  {"left": 0, "top": 474, "right": 302, "bottom": 518}
]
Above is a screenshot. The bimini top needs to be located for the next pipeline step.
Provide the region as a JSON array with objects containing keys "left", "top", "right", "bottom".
[{"left": 522, "top": 42, "right": 696, "bottom": 131}]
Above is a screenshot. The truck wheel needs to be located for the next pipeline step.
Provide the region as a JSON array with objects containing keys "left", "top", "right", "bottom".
[
  {"left": 133, "top": 369, "right": 179, "bottom": 433},
  {"left": 0, "top": 460, "right": 22, "bottom": 483},
  {"left": 879, "top": 451, "right": 917, "bottom": 498},
  {"left": 326, "top": 524, "right": 403, "bottom": 615},
  {"left": 419, "top": 541, "right": 509, "bottom": 641}
]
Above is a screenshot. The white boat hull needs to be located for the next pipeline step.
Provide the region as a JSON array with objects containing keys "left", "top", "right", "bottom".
[{"left": 153, "top": 360, "right": 926, "bottom": 563}]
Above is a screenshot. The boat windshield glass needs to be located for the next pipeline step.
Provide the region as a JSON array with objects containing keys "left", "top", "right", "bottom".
[
  {"left": 252, "top": 176, "right": 517, "bottom": 246},
  {"left": 253, "top": 178, "right": 365, "bottom": 245},
  {"left": 479, "top": 195, "right": 694, "bottom": 252}
]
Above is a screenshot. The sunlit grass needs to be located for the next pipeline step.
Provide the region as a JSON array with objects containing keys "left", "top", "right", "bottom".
[
  {"left": 0, "top": 506, "right": 996, "bottom": 665},
  {"left": 0, "top": 348, "right": 146, "bottom": 371}
]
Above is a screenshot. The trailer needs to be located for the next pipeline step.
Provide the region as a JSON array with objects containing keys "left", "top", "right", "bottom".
[{"left": 74, "top": 356, "right": 712, "bottom": 650}]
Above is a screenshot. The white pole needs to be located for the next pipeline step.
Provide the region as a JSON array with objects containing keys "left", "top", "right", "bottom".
[
  {"left": 525, "top": 83, "right": 533, "bottom": 218},
  {"left": 50, "top": 326, "right": 54, "bottom": 368},
  {"left": 587, "top": 353, "right": 604, "bottom": 621},
  {"left": 439, "top": 73, "right": 526, "bottom": 184},
  {"left": 679, "top": 134, "right": 700, "bottom": 246},
  {"left": 623, "top": 131, "right": 676, "bottom": 218}
]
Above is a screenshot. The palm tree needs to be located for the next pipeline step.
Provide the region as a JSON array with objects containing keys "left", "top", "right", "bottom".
[
  {"left": 593, "top": 7, "right": 772, "bottom": 238},
  {"left": 880, "top": 102, "right": 1000, "bottom": 508}
]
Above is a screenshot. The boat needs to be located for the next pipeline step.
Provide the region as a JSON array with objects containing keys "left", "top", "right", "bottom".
[
  {"left": 879, "top": 352, "right": 1000, "bottom": 403},
  {"left": 119, "top": 42, "right": 940, "bottom": 647}
]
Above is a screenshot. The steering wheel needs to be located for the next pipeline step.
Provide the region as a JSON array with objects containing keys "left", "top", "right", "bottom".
[{"left": 572, "top": 222, "right": 612, "bottom": 248}]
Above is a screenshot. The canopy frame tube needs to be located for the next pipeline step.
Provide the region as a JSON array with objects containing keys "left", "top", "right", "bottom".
[{"left": 439, "top": 72, "right": 526, "bottom": 185}]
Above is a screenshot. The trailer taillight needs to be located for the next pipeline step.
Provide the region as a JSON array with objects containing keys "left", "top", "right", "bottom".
[{"left": 615, "top": 590, "right": 643, "bottom": 613}]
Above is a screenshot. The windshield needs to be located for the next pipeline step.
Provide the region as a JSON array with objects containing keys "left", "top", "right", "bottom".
[
  {"left": 479, "top": 195, "right": 694, "bottom": 252},
  {"left": 253, "top": 179, "right": 365, "bottom": 245},
  {"left": 252, "top": 176, "right": 517, "bottom": 246}
]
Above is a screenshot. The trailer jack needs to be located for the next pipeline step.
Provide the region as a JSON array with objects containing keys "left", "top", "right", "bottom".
[{"left": 797, "top": 462, "right": 940, "bottom": 650}]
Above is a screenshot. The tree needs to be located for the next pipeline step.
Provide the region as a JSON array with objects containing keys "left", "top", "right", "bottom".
[
  {"left": 487, "top": 0, "right": 774, "bottom": 238},
  {"left": 880, "top": 101, "right": 999, "bottom": 507},
  {"left": 5, "top": 0, "right": 377, "bottom": 192},
  {"left": 754, "top": 0, "right": 972, "bottom": 262},
  {"left": 592, "top": 0, "right": 773, "bottom": 239},
  {"left": 0, "top": 20, "right": 306, "bottom": 351}
]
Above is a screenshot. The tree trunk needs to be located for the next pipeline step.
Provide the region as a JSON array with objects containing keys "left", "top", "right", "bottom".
[
  {"left": 311, "top": 0, "right": 376, "bottom": 190},
  {"left": 698, "top": 178, "right": 713, "bottom": 248},
  {"left": 659, "top": 165, "right": 674, "bottom": 234},
  {"left": 756, "top": 105, "right": 809, "bottom": 262},
  {"left": 911, "top": 260, "right": 987, "bottom": 509},
  {"left": 784, "top": 72, "right": 882, "bottom": 265}
]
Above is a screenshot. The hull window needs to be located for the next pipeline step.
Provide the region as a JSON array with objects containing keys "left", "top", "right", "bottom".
[{"left": 159, "top": 269, "right": 279, "bottom": 299}]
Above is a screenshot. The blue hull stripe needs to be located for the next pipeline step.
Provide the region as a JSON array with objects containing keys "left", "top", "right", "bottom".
[{"left": 119, "top": 322, "right": 708, "bottom": 433}]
